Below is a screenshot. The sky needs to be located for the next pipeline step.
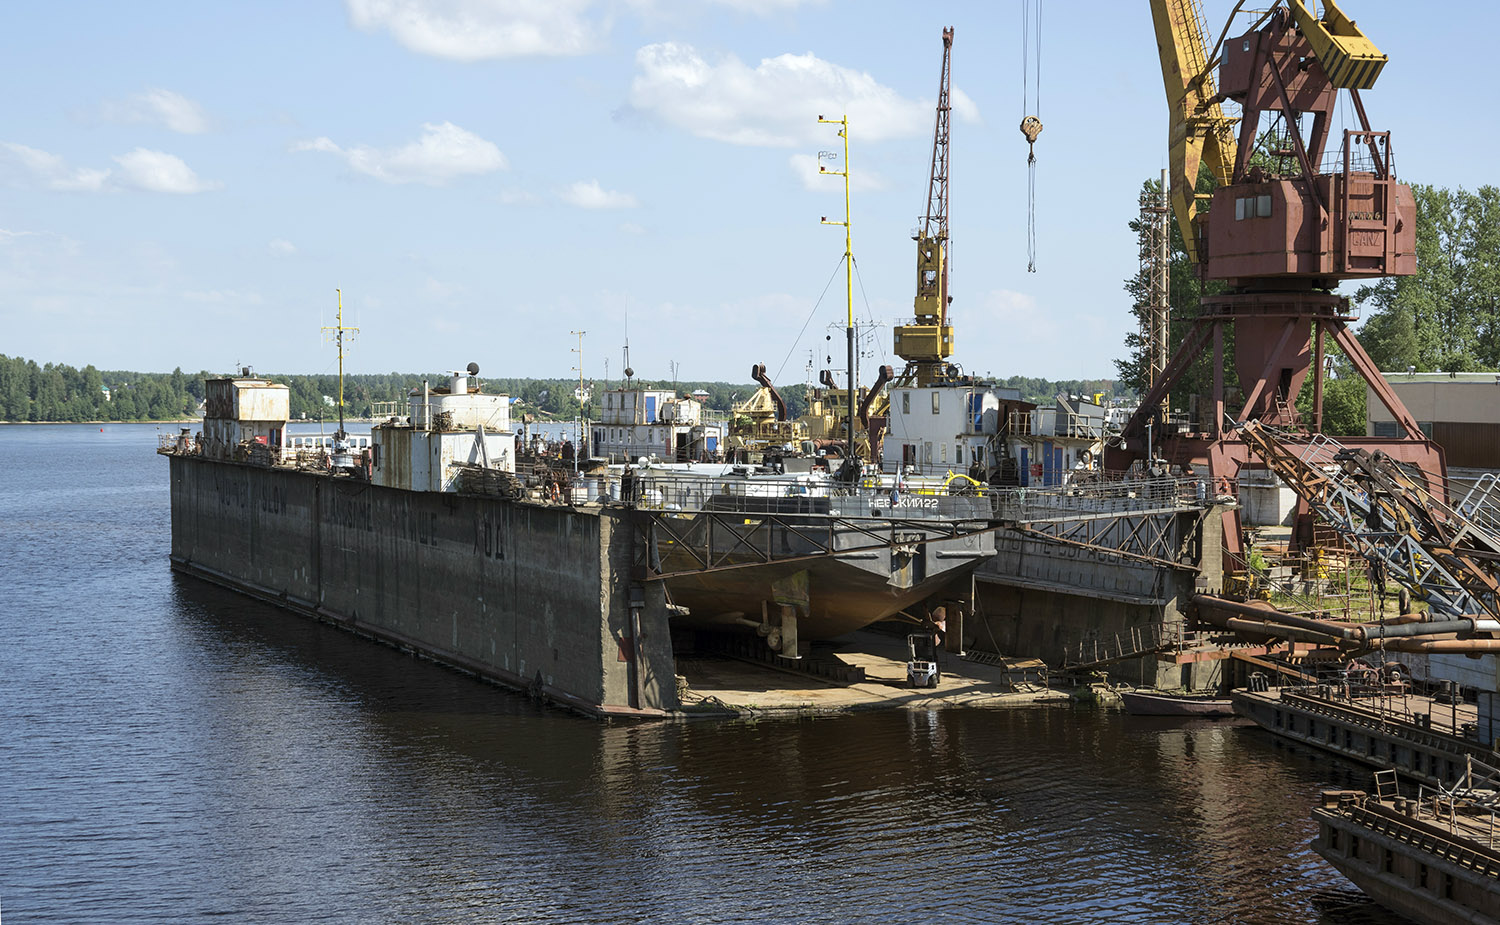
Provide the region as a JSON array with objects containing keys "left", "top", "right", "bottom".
[{"left": 0, "top": 1, "right": 1494, "bottom": 387}]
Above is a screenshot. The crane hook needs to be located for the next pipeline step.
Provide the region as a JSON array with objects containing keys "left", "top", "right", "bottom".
[{"left": 1019, "top": 115, "right": 1043, "bottom": 162}]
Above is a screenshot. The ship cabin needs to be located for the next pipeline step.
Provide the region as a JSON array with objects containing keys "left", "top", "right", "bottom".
[
  {"left": 1008, "top": 394, "right": 1107, "bottom": 487},
  {"left": 201, "top": 371, "right": 290, "bottom": 464},
  {"left": 593, "top": 386, "right": 721, "bottom": 463},
  {"left": 370, "top": 369, "right": 515, "bottom": 492},
  {"left": 882, "top": 382, "right": 1031, "bottom": 482}
]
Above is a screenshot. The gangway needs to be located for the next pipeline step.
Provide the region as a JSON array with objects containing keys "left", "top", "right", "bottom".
[{"left": 1236, "top": 421, "right": 1500, "bottom": 623}]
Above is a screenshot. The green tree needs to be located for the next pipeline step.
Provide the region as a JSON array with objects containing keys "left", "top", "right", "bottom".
[
  {"left": 1355, "top": 184, "right": 1500, "bottom": 373},
  {"left": 1115, "top": 167, "right": 1230, "bottom": 409}
]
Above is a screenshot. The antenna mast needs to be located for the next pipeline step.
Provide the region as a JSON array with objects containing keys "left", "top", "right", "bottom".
[
  {"left": 818, "top": 113, "right": 857, "bottom": 463},
  {"left": 321, "top": 289, "right": 359, "bottom": 446}
]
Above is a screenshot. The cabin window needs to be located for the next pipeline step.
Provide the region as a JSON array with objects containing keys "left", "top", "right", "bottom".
[
  {"left": 1383, "top": 848, "right": 1394, "bottom": 873},
  {"left": 932, "top": 392, "right": 941, "bottom": 414},
  {"left": 1257, "top": 194, "right": 1272, "bottom": 217},
  {"left": 903, "top": 392, "right": 911, "bottom": 414},
  {"left": 1419, "top": 864, "right": 1429, "bottom": 889},
  {"left": 1444, "top": 873, "right": 1455, "bottom": 899},
  {"left": 1350, "top": 836, "right": 1360, "bottom": 859},
  {"left": 955, "top": 445, "right": 963, "bottom": 465},
  {"left": 1236, "top": 197, "right": 1248, "bottom": 221},
  {"left": 1329, "top": 829, "right": 1340, "bottom": 852},
  {"left": 941, "top": 444, "right": 948, "bottom": 464},
  {"left": 974, "top": 446, "right": 984, "bottom": 464}
]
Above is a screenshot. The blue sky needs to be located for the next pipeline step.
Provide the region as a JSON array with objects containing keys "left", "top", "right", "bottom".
[{"left": 0, "top": 1, "right": 1491, "bottom": 386}]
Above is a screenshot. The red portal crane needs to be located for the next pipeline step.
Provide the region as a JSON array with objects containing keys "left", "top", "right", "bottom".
[{"left": 1108, "top": 0, "right": 1444, "bottom": 552}]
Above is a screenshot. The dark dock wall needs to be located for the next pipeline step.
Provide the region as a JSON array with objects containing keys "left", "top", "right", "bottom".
[
  {"left": 970, "top": 508, "right": 1224, "bottom": 690},
  {"left": 168, "top": 455, "right": 674, "bottom": 717}
]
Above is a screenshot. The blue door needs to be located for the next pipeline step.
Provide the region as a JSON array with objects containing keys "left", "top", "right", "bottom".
[
  {"left": 645, "top": 395, "right": 657, "bottom": 422},
  {"left": 1019, "top": 446, "right": 1030, "bottom": 487}
]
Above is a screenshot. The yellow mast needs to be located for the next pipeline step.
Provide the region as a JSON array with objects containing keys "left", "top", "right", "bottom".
[
  {"left": 818, "top": 113, "right": 857, "bottom": 461},
  {"left": 321, "top": 288, "right": 359, "bottom": 439}
]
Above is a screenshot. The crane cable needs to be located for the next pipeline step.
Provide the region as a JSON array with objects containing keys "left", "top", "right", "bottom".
[{"left": 1020, "top": 0, "right": 1043, "bottom": 272}]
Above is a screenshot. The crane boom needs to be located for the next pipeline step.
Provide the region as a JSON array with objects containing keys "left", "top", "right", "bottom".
[
  {"left": 919, "top": 27, "right": 953, "bottom": 249},
  {"left": 1148, "top": 0, "right": 1236, "bottom": 263},
  {"left": 892, "top": 27, "right": 956, "bottom": 386}
]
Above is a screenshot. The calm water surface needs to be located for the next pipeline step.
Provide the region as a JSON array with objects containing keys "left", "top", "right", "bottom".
[{"left": 0, "top": 424, "right": 1406, "bottom": 923}]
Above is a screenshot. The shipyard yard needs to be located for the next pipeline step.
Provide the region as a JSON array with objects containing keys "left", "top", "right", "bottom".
[{"left": 6, "top": 0, "right": 1500, "bottom": 920}]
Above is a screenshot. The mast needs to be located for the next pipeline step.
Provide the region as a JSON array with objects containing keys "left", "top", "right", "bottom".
[
  {"left": 321, "top": 289, "right": 359, "bottom": 447},
  {"left": 819, "top": 113, "right": 856, "bottom": 462}
]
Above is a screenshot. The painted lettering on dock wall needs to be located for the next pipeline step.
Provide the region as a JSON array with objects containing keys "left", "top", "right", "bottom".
[
  {"left": 212, "top": 469, "right": 247, "bottom": 510},
  {"left": 475, "top": 515, "right": 506, "bottom": 560}
]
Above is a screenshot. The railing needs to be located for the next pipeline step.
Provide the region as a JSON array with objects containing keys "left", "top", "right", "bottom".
[
  {"left": 1062, "top": 620, "right": 1186, "bottom": 669},
  {"left": 991, "top": 476, "right": 1203, "bottom": 524}
]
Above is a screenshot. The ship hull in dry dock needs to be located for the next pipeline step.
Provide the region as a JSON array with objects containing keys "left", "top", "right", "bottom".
[
  {"left": 663, "top": 541, "right": 989, "bottom": 639},
  {"left": 639, "top": 487, "right": 995, "bottom": 640}
]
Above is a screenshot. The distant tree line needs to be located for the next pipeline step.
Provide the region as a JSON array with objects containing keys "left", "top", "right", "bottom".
[
  {"left": 0, "top": 357, "right": 773, "bottom": 424},
  {"left": 0, "top": 353, "right": 1130, "bottom": 425},
  {"left": 0, "top": 356, "right": 203, "bottom": 422}
]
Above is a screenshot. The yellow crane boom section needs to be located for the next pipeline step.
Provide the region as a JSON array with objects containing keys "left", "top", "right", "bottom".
[
  {"left": 1288, "top": 0, "right": 1387, "bottom": 89},
  {"left": 1150, "top": 0, "right": 1237, "bottom": 263}
]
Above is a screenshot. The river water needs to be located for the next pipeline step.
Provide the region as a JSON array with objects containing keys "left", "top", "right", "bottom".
[{"left": 0, "top": 424, "right": 1407, "bottom": 924}]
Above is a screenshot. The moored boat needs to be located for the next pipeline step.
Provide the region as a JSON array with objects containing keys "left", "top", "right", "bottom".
[{"left": 1119, "top": 688, "right": 1235, "bottom": 717}]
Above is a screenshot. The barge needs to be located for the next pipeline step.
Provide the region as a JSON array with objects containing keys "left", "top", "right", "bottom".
[
  {"left": 1234, "top": 681, "right": 1496, "bottom": 789},
  {"left": 1315, "top": 766, "right": 1500, "bottom": 924}
]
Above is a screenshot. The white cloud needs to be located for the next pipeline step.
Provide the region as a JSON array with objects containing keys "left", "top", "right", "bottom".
[
  {"left": 113, "top": 148, "right": 220, "bottom": 193},
  {"left": 561, "top": 179, "right": 638, "bottom": 209},
  {"left": 951, "top": 88, "right": 980, "bottom": 124},
  {"left": 346, "top": 0, "right": 601, "bottom": 60},
  {"left": 102, "top": 88, "right": 211, "bottom": 134},
  {"left": 788, "top": 153, "right": 885, "bottom": 192},
  {"left": 269, "top": 239, "right": 297, "bottom": 255},
  {"left": 2, "top": 143, "right": 110, "bottom": 191},
  {"left": 2, "top": 143, "right": 216, "bottom": 193},
  {"left": 628, "top": 43, "right": 969, "bottom": 147},
  {"left": 294, "top": 122, "right": 507, "bottom": 185}
]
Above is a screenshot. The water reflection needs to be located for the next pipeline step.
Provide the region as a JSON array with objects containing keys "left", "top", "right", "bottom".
[{"left": 0, "top": 425, "right": 1408, "bottom": 923}]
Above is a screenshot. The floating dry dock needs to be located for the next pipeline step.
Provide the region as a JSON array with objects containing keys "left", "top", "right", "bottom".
[{"left": 164, "top": 371, "right": 1008, "bottom": 717}]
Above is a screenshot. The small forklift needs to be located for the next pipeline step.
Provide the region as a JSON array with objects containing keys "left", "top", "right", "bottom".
[{"left": 906, "top": 633, "right": 940, "bottom": 689}]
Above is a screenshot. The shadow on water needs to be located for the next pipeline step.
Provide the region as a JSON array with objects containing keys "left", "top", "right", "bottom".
[{"left": 169, "top": 577, "right": 1406, "bottom": 924}]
